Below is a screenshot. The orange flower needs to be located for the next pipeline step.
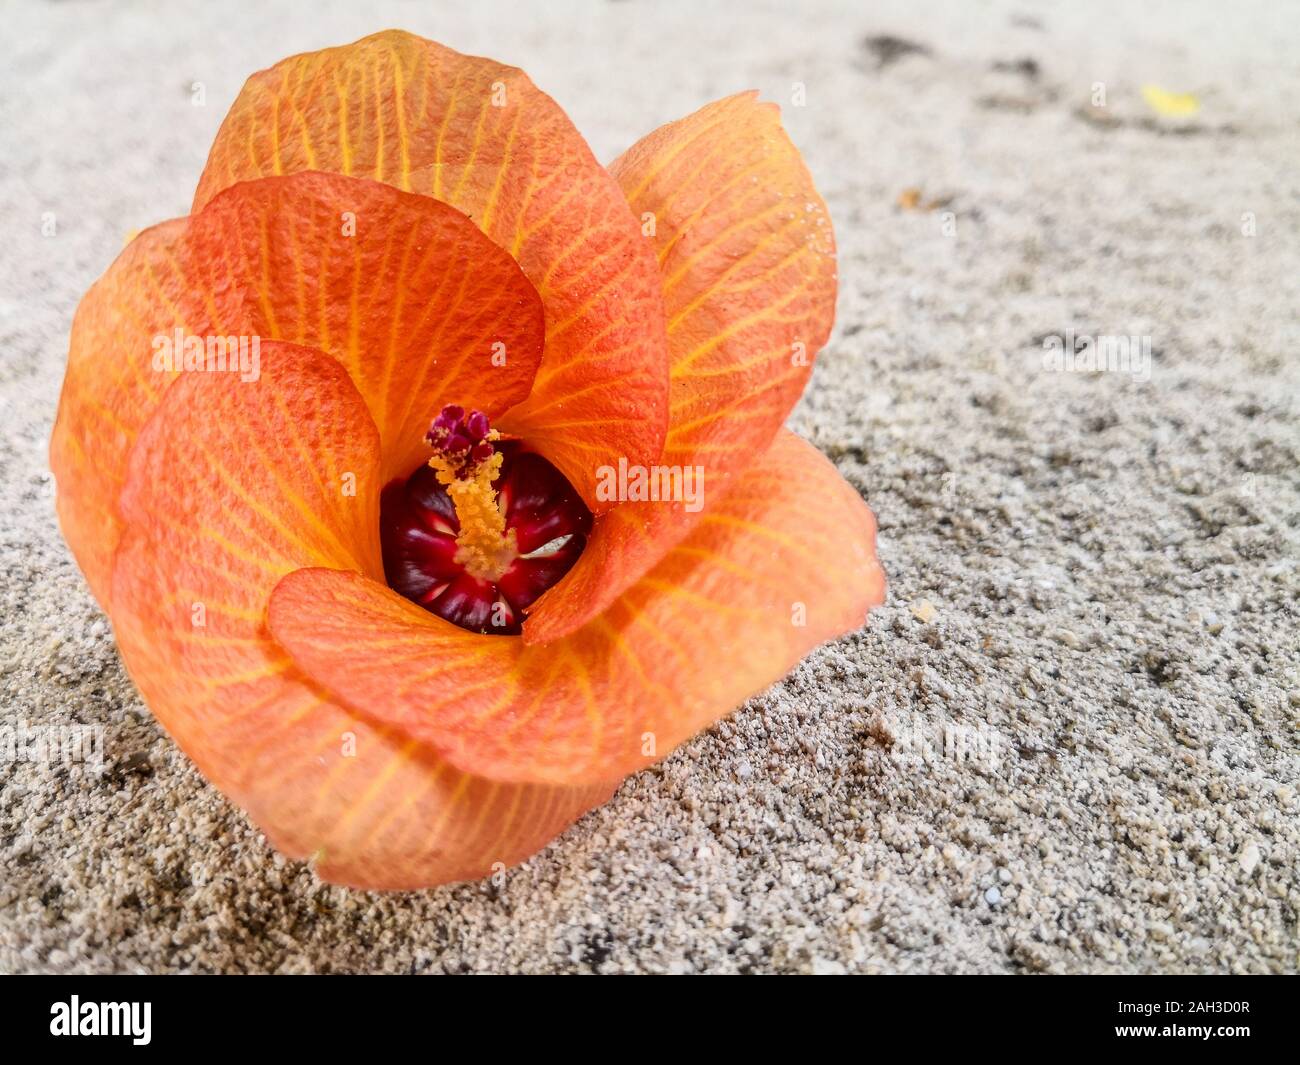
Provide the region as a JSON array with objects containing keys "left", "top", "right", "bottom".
[{"left": 49, "top": 31, "right": 885, "bottom": 889}]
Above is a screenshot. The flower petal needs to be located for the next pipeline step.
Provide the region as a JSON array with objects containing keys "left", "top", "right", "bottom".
[
  {"left": 523, "top": 92, "right": 838, "bottom": 642},
  {"left": 50, "top": 219, "right": 201, "bottom": 607},
  {"left": 192, "top": 29, "right": 669, "bottom": 508},
  {"left": 269, "top": 430, "right": 884, "bottom": 786},
  {"left": 185, "top": 170, "right": 545, "bottom": 482},
  {"left": 613, "top": 91, "right": 837, "bottom": 470},
  {"left": 109, "top": 342, "right": 607, "bottom": 889},
  {"left": 50, "top": 169, "right": 544, "bottom": 610}
]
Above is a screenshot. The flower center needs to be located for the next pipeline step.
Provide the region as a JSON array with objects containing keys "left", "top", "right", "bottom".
[{"left": 380, "top": 406, "right": 592, "bottom": 635}]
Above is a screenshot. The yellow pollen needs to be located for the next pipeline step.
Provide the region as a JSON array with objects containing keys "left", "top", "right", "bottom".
[{"left": 427, "top": 438, "right": 517, "bottom": 581}]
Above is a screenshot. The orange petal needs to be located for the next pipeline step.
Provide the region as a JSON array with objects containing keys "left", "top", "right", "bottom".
[
  {"left": 185, "top": 170, "right": 545, "bottom": 483},
  {"left": 109, "top": 342, "right": 606, "bottom": 889},
  {"left": 614, "top": 91, "right": 837, "bottom": 469},
  {"left": 192, "top": 29, "right": 669, "bottom": 507},
  {"left": 269, "top": 430, "right": 884, "bottom": 786},
  {"left": 523, "top": 92, "right": 838, "bottom": 642},
  {"left": 50, "top": 170, "right": 542, "bottom": 609},
  {"left": 50, "top": 219, "right": 201, "bottom": 607}
]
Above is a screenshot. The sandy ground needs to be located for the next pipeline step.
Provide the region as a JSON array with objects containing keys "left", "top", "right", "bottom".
[{"left": 1, "top": 0, "right": 1297, "bottom": 974}]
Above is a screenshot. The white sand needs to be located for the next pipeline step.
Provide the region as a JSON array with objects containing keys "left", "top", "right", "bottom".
[{"left": 1, "top": 0, "right": 1297, "bottom": 973}]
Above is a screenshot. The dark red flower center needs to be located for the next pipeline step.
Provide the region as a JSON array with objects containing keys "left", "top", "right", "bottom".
[{"left": 380, "top": 406, "right": 591, "bottom": 635}]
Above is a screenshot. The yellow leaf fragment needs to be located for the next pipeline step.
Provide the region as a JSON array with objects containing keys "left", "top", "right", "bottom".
[{"left": 1141, "top": 84, "right": 1200, "bottom": 118}]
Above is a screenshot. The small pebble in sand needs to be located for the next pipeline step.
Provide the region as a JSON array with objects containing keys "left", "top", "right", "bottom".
[
  {"left": 911, "top": 599, "right": 937, "bottom": 623},
  {"left": 984, "top": 886, "right": 1002, "bottom": 906},
  {"left": 998, "top": 867, "right": 1012, "bottom": 884},
  {"left": 735, "top": 761, "right": 753, "bottom": 782},
  {"left": 1239, "top": 842, "right": 1261, "bottom": 876}
]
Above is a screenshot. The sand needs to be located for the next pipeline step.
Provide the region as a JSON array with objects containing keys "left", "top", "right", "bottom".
[{"left": 1, "top": 0, "right": 1296, "bottom": 973}]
